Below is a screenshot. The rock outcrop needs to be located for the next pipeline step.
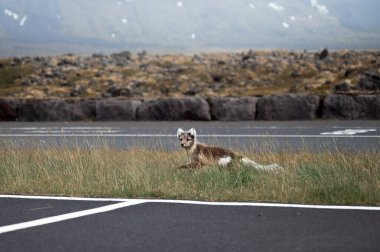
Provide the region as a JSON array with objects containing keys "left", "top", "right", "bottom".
[
  {"left": 257, "top": 95, "right": 320, "bottom": 120},
  {"left": 322, "top": 95, "right": 380, "bottom": 119},
  {"left": 17, "top": 99, "right": 96, "bottom": 121},
  {"left": 96, "top": 99, "right": 141, "bottom": 121},
  {"left": 137, "top": 97, "right": 211, "bottom": 121},
  {"left": 0, "top": 95, "right": 378, "bottom": 121},
  {"left": 208, "top": 97, "right": 258, "bottom": 121},
  {"left": 0, "top": 99, "right": 17, "bottom": 121}
]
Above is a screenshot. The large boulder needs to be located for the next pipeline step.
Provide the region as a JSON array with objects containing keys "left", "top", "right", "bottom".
[
  {"left": 257, "top": 95, "right": 320, "bottom": 120},
  {"left": 96, "top": 99, "right": 141, "bottom": 121},
  {"left": 208, "top": 97, "right": 258, "bottom": 121},
  {"left": 137, "top": 97, "right": 211, "bottom": 121},
  {"left": 322, "top": 95, "right": 380, "bottom": 119},
  {"left": 0, "top": 99, "right": 17, "bottom": 121},
  {"left": 17, "top": 99, "right": 96, "bottom": 121}
]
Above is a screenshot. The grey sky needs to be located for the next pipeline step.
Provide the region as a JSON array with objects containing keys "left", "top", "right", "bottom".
[{"left": 0, "top": 0, "right": 379, "bottom": 56}]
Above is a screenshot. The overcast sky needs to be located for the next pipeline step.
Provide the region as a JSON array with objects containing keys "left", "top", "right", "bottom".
[{"left": 1, "top": 0, "right": 379, "bottom": 56}]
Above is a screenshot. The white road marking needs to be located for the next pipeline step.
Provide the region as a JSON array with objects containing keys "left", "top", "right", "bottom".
[
  {"left": 0, "top": 127, "right": 119, "bottom": 130},
  {"left": 0, "top": 134, "right": 379, "bottom": 138},
  {"left": 0, "top": 200, "right": 145, "bottom": 235},
  {"left": 0, "top": 195, "right": 129, "bottom": 202},
  {"left": 321, "top": 129, "right": 376, "bottom": 135},
  {"left": 25, "top": 130, "right": 121, "bottom": 134},
  {"left": 1, "top": 195, "right": 380, "bottom": 210},
  {"left": 1, "top": 195, "right": 379, "bottom": 234}
]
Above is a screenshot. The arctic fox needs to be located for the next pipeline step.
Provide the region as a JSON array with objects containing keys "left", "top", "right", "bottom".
[{"left": 177, "top": 128, "right": 281, "bottom": 170}]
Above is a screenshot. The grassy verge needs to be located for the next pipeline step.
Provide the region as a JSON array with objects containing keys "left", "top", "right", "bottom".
[{"left": 0, "top": 143, "right": 378, "bottom": 206}]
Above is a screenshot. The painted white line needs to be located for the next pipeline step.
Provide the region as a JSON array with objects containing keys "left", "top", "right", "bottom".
[
  {"left": 147, "top": 199, "right": 380, "bottom": 211},
  {"left": 321, "top": 129, "right": 376, "bottom": 135},
  {"left": 0, "top": 134, "right": 379, "bottom": 138},
  {"left": 1, "top": 195, "right": 380, "bottom": 211},
  {"left": 0, "top": 127, "right": 120, "bottom": 130},
  {"left": 0, "top": 200, "right": 145, "bottom": 235},
  {"left": 25, "top": 130, "right": 121, "bottom": 134},
  {"left": 0, "top": 195, "right": 128, "bottom": 202}
]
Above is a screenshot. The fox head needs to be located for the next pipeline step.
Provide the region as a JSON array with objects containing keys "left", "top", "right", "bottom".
[{"left": 177, "top": 128, "right": 196, "bottom": 149}]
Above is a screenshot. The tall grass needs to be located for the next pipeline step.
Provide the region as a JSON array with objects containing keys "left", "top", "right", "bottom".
[{"left": 0, "top": 140, "right": 379, "bottom": 206}]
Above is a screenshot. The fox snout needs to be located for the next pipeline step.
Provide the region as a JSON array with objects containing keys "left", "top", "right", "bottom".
[{"left": 179, "top": 138, "right": 193, "bottom": 149}]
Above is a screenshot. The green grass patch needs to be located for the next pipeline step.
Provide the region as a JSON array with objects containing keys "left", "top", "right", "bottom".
[
  {"left": 0, "top": 63, "right": 35, "bottom": 89},
  {"left": 0, "top": 142, "right": 378, "bottom": 206}
]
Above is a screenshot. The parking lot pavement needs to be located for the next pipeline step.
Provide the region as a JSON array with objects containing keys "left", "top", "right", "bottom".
[{"left": 1, "top": 196, "right": 379, "bottom": 252}]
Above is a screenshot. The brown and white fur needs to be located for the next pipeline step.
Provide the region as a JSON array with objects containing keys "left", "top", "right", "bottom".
[{"left": 177, "top": 128, "right": 281, "bottom": 170}]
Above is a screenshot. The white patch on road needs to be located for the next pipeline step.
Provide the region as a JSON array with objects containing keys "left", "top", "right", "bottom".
[{"left": 320, "top": 129, "right": 376, "bottom": 135}]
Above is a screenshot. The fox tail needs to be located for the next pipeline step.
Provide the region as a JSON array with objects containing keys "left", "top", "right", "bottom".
[{"left": 241, "top": 157, "right": 282, "bottom": 171}]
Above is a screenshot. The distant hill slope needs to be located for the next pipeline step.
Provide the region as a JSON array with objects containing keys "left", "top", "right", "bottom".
[{"left": 0, "top": 0, "right": 379, "bottom": 56}]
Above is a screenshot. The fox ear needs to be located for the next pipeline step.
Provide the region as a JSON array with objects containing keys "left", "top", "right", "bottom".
[
  {"left": 177, "top": 128, "right": 185, "bottom": 138},
  {"left": 188, "top": 128, "right": 197, "bottom": 138}
]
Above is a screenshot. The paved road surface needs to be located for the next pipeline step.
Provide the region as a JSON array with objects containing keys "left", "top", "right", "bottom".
[
  {"left": 1, "top": 196, "right": 379, "bottom": 252},
  {"left": 0, "top": 121, "right": 379, "bottom": 152}
]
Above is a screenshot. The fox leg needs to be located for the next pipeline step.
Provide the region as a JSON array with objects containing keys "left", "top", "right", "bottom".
[{"left": 177, "top": 162, "right": 202, "bottom": 170}]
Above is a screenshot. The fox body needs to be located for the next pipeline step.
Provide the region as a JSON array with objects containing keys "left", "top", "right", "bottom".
[{"left": 177, "top": 128, "right": 281, "bottom": 170}]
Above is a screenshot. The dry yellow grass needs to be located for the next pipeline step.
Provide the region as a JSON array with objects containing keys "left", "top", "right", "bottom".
[{"left": 0, "top": 141, "right": 379, "bottom": 206}]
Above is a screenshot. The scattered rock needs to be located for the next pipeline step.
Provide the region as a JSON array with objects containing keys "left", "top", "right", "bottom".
[
  {"left": 333, "top": 82, "right": 351, "bottom": 93},
  {"left": 357, "top": 71, "right": 380, "bottom": 91},
  {"left": 208, "top": 97, "right": 258, "bottom": 121},
  {"left": 105, "top": 85, "right": 132, "bottom": 97},
  {"left": 137, "top": 97, "right": 211, "bottom": 121},
  {"left": 111, "top": 51, "right": 132, "bottom": 67},
  {"left": 319, "top": 48, "right": 329, "bottom": 60},
  {"left": 70, "top": 84, "right": 87, "bottom": 97},
  {"left": 167, "top": 65, "right": 187, "bottom": 74},
  {"left": 257, "top": 94, "right": 320, "bottom": 120}
]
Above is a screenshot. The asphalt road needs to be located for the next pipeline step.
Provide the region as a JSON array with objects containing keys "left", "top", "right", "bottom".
[
  {"left": 1, "top": 196, "right": 379, "bottom": 252},
  {"left": 0, "top": 121, "right": 379, "bottom": 152}
]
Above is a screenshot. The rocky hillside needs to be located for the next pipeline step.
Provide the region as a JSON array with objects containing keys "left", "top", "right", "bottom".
[{"left": 0, "top": 49, "right": 379, "bottom": 100}]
